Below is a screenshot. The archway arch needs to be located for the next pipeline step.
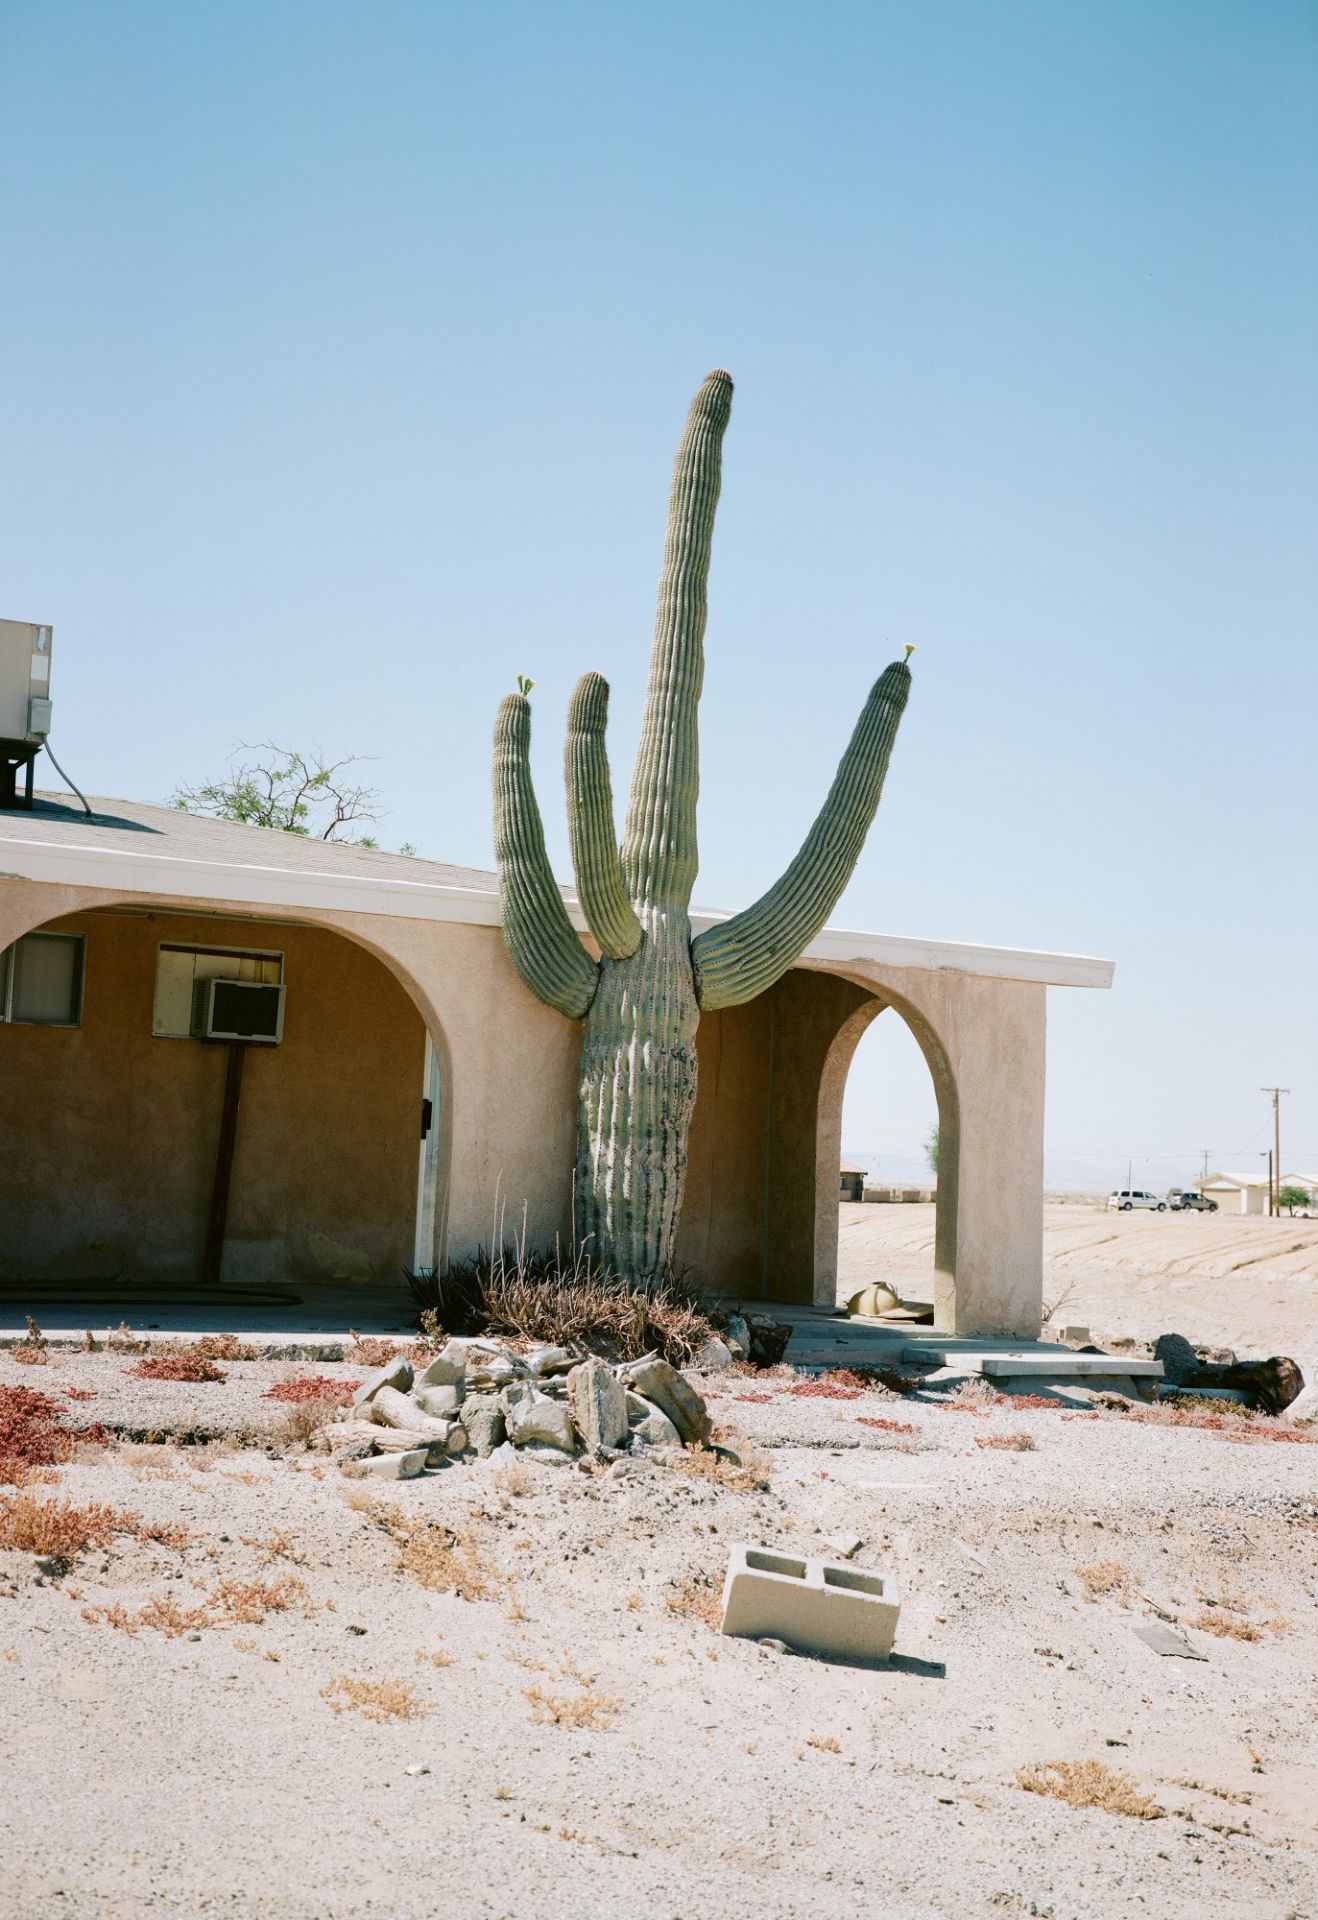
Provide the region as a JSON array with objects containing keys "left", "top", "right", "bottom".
[
  {"left": 815, "top": 987, "right": 961, "bottom": 1326},
  {"left": 0, "top": 896, "right": 453, "bottom": 1290}
]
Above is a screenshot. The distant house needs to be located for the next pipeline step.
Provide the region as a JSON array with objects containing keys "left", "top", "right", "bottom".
[
  {"left": 1199, "top": 1172, "right": 1270, "bottom": 1216},
  {"left": 1279, "top": 1174, "right": 1316, "bottom": 1214},
  {"left": 839, "top": 1162, "right": 867, "bottom": 1203}
]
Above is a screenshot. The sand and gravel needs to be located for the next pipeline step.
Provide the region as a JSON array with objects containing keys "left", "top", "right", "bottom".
[
  {"left": 1, "top": 1335, "right": 1315, "bottom": 1920},
  {"left": 840, "top": 1201, "right": 1318, "bottom": 1383}
]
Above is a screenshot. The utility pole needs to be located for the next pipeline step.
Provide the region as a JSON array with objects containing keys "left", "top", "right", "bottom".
[
  {"left": 1261, "top": 1088, "right": 1289, "bottom": 1216},
  {"left": 1199, "top": 1148, "right": 1212, "bottom": 1184}
]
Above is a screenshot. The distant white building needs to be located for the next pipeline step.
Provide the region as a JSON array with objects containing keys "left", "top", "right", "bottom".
[{"left": 1199, "top": 1172, "right": 1270, "bottom": 1216}]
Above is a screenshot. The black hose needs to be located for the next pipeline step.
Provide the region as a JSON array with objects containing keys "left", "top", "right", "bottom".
[{"left": 40, "top": 738, "right": 93, "bottom": 819}]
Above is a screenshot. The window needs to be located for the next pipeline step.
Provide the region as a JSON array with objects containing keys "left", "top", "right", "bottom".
[
  {"left": 1, "top": 932, "right": 85, "bottom": 1027},
  {"left": 153, "top": 944, "right": 283, "bottom": 1038}
]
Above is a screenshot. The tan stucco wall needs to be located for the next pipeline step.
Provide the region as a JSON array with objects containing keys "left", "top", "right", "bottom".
[
  {"left": 0, "top": 906, "right": 425, "bottom": 1287},
  {"left": 1, "top": 874, "right": 1048, "bottom": 1333}
]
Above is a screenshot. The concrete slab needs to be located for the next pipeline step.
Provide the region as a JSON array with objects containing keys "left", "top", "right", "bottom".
[{"left": 948, "top": 1352, "right": 1163, "bottom": 1380}]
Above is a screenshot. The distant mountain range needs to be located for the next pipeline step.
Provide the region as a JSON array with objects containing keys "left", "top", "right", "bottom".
[{"left": 840, "top": 1149, "right": 1208, "bottom": 1197}]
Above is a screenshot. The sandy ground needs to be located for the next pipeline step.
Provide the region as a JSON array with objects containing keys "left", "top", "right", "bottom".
[
  {"left": 1, "top": 1345, "right": 1316, "bottom": 1920},
  {"left": 839, "top": 1202, "right": 1318, "bottom": 1381}
]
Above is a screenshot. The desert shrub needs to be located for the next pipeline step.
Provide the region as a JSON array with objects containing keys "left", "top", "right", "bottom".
[
  {"left": 83, "top": 1574, "right": 304, "bottom": 1636},
  {"left": 998, "top": 1393, "right": 1067, "bottom": 1411},
  {"left": 264, "top": 1376, "right": 359, "bottom": 1405},
  {"left": 787, "top": 1380, "right": 862, "bottom": 1401},
  {"left": 127, "top": 1354, "right": 227, "bottom": 1383},
  {"left": 667, "top": 1575, "right": 723, "bottom": 1631},
  {"left": 368, "top": 1505, "right": 496, "bottom": 1601},
  {"left": 1190, "top": 1607, "right": 1261, "bottom": 1641},
  {"left": 668, "top": 1443, "right": 769, "bottom": 1493},
  {"left": 856, "top": 1415, "right": 917, "bottom": 1435},
  {"left": 1017, "top": 1759, "right": 1163, "bottom": 1819},
  {"left": 0, "top": 1386, "right": 108, "bottom": 1482},
  {"left": 409, "top": 1244, "right": 717, "bottom": 1365},
  {"left": 0, "top": 1493, "right": 125, "bottom": 1557},
  {"left": 524, "top": 1681, "right": 621, "bottom": 1729},
  {"left": 346, "top": 1331, "right": 402, "bottom": 1366},
  {"left": 975, "top": 1432, "right": 1035, "bottom": 1452},
  {"left": 1112, "top": 1403, "right": 1315, "bottom": 1443},
  {"left": 177, "top": 1334, "right": 260, "bottom": 1362},
  {"left": 322, "top": 1676, "right": 426, "bottom": 1722},
  {"left": 1075, "top": 1560, "right": 1130, "bottom": 1601},
  {"left": 11, "top": 1316, "right": 49, "bottom": 1366}
]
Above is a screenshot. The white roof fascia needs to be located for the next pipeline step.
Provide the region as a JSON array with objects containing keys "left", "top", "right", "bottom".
[{"left": 0, "top": 831, "right": 1114, "bottom": 991}]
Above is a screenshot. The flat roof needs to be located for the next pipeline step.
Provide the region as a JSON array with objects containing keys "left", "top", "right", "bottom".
[{"left": 0, "top": 791, "right": 1114, "bottom": 991}]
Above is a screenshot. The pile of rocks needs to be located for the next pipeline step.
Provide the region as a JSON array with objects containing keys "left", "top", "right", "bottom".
[{"left": 320, "top": 1338, "right": 718, "bottom": 1480}]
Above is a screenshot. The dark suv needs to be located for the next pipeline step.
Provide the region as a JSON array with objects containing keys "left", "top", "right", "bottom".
[{"left": 1170, "top": 1190, "right": 1217, "bottom": 1212}]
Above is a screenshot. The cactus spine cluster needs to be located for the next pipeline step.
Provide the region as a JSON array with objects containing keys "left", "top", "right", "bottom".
[{"left": 493, "top": 369, "right": 911, "bottom": 1282}]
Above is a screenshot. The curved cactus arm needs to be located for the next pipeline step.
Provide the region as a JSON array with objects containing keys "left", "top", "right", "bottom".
[
  {"left": 493, "top": 691, "right": 600, "bottom": 1018},
  {"left": 621, "top": 368, "right": 733, "bottom": 912},
  {"left": 691, "top": 658, "right": 912, "bottom": 1011},
  {"left": 565, "top": 672, "right": 643, "bottom": 960}
]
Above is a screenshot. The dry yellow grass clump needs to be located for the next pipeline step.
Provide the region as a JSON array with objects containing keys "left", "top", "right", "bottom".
[
  {"left": 1190, "top": 1608, "right": 1261, "bottom": 1642},
  {"left": 82, "top": 1574, "right": 304, "bottom": 1637},
  {"left": 1074, "top": 1559, "right": 1131, "bottom": 1601},
  {"left": 667, "top": 1575, "right": 724, "bottom": 1632},
  {"left": 321, "top": 1676, "right": 426, "bottom": 1722},
  {"left": 1017, "top": 1759, "right": 1163, "bottom": 1820},
  {"left": 668, "top": 1442, "right": 770, "bottom": 1493}
]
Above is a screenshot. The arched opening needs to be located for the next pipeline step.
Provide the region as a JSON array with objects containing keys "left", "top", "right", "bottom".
[
  {"left": 827, "top": 998, "right": 961, "bottom": 1325},
  {"left": 0, "top": 902, "right": 447, "bottom": 1301}
]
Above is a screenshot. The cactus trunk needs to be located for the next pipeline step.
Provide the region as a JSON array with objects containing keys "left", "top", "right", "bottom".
[{"left": 574, "top": 910, "right": 699, "bottom": 1278}]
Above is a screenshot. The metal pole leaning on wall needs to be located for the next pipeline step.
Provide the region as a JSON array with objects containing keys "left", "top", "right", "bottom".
[{"left": 203, "top": 1042, "right": 247, "bottom": 1286}]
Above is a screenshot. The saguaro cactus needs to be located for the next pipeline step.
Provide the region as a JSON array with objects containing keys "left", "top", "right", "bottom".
[{"left": 493, "top": 369, "right": 911, "bottom": 1281}]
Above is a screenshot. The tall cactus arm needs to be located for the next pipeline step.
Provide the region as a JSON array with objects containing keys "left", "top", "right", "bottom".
[
  {"left": 621, "top": 368, "right": 734, "bottom": 912},
  {"left": 691, "top": 658, "right": 912, "bottom": 1011},
  {"left": 565, "top": 672, "right": 643, "bottom": 960},
  {"left": 493, "top": 691, "right": 600, "bottom": 1018}
]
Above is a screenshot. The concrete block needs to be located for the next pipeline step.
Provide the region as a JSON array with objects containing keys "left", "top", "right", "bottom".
[{"left": 719, "top": 1544, "right": 900, "bottom": 1663}]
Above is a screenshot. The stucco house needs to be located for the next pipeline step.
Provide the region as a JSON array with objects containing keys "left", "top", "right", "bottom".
[
  {"left": 0, "top": 791, "right": 1113, "bottom": 1336},
  {"left": 1198, "top": 1172, "right": 1270, "bottom": 1217}
]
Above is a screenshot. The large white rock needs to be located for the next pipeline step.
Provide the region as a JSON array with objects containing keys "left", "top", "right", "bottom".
[
  {"left": 351, "top": 1354, "right": 413, "bottom": 1409},
  {"left": 417, "top": 1342, "right": 469, "bottom": 1389},
  {"left": 370, "top": 1384, "right": 457, "bottom": 1435},
  {"left": 528, "top": 1347, "right": 573, "bottom": 1377},
  {"left": 414, "top": 1382, "right": 464, "bottom": 1418},
  {"left": 503, "top": 1380, "right": 577, "bottom": 1454},
  {"left": 625, "top": 1391, "right": 680, "bottom": 1450},
  {"left": 625, "top": 1358, "right": 711, "bottom": 1445},
  {"left": 567, "top": 1356, "right": 629, "bottom": 1451}
]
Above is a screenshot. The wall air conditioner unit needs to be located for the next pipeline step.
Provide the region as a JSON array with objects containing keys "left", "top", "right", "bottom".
[{"left": 199, "top": 978, "right": 285, "bottom": 1045}]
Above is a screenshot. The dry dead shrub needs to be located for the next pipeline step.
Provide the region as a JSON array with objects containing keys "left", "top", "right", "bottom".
[
  {"left": 1110, "top": 1402, "right": 1316, "bottom": 1443},
  {"left": 667, "top": 1575, "right": 723, "bottom": 1632},
  {"left": 668, "top": 1443, "right": 769, "bottom": 1493},
  {"left": 107, "top": 1323, "right": 147, "bottom": 1354},
  {"left": 999, "top": 1393, "right": 1067, "bottom": 1411},
  {"left": 1016, "top": 1758, "right": 1163, "bottom": 1819},
  {"left": 975, "top": 1432, "right": 1035, "bottom": 1452},
  {"left": 806, "top": 1734, "right": 842, "bottom": 1754},
  {"left": 856, "top": 1415, "right": 916, "bottom": 1434},
  {"left": 372, "top": 1508, "right": 496, "bottom": 1601},
  {"left": 127, "top": 1353, "right": 228, "bottom": 1383},
  {"left": 10, "top": 1317, "right": 49, "bottom": 1366},
  {"left": 321, "top": 1675, "right": 426, "bottom": 1722},
  {"left": 414, "top": 1644, "right": 454, "bottom": 1669},
  {"left": 1075, "top": 1560, "right": 1131, "bottom": 1601},
  {"left": 264, "top": 1375, "right": 359, "bottom": 1405},
  {"left": 1190, "top": 1608, "right": 1261, "bottom": 1642},
  {"left": 82, "top": 1573, "right": 303, "bottom": 1636},
  {"left": 274, "top": 1398, "right": 342, "bottom": 1450},
  {"left": 0, "top": 1492, "right": 128, "bottom": 1558},
  {"left": 180, "top": 1334, "right": 260, "bottom": 1362},
  {"left": 947, "top": 1378, "right": 999, "bottom": 1412},
  {"left": 241, "top": 1529, "right": 303, "bottom": 1566},
  {"left": 410, "top": 1247, "right": 717, "bottom": 1365},
  {"left": 346, "top": 1331, "right": 401, "bottom": 1367},
  {"left": 735, "top": 1390, "right": 773, "bottom": 1404},
  {"left": 0, "top": 1384, "right": 67, "bottom": 1482},
  {"left": 63, "top": 1387, "right": 96, "bottom": 1402},
  {"left": 524, "top": 1660, "right": 621, "bottom": 1729},
  {"left": 492, "top": 1457, "right": 531, "bottom": 1498}
]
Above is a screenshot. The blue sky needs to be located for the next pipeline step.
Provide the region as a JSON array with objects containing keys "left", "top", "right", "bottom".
[{"left": 2, "top": 0, "right": 1314, "bottom": 1187}]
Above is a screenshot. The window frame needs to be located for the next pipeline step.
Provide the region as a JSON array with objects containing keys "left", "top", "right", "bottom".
[
  {"left": 1, "top": 930, "right": 86, "bottom": 1028},
  {"left": 152, "top": 941, "right": 285, "bottom": 1040}
]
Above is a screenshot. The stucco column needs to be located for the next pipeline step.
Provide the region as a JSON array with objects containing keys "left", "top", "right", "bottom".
[{"left": 941, "top": 976, "right": 1045, "bottom": 1338}]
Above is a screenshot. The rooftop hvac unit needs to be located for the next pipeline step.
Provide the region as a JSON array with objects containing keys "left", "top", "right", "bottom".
[
  {"left": 0, "top": 619, "right": 53, "bottom": 743},
  {"left": 1, "top": 619, "right": 53, "bottom": 810},
  {"left": 198, "top": 977, "right": 285, "bottom": 1045}
]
